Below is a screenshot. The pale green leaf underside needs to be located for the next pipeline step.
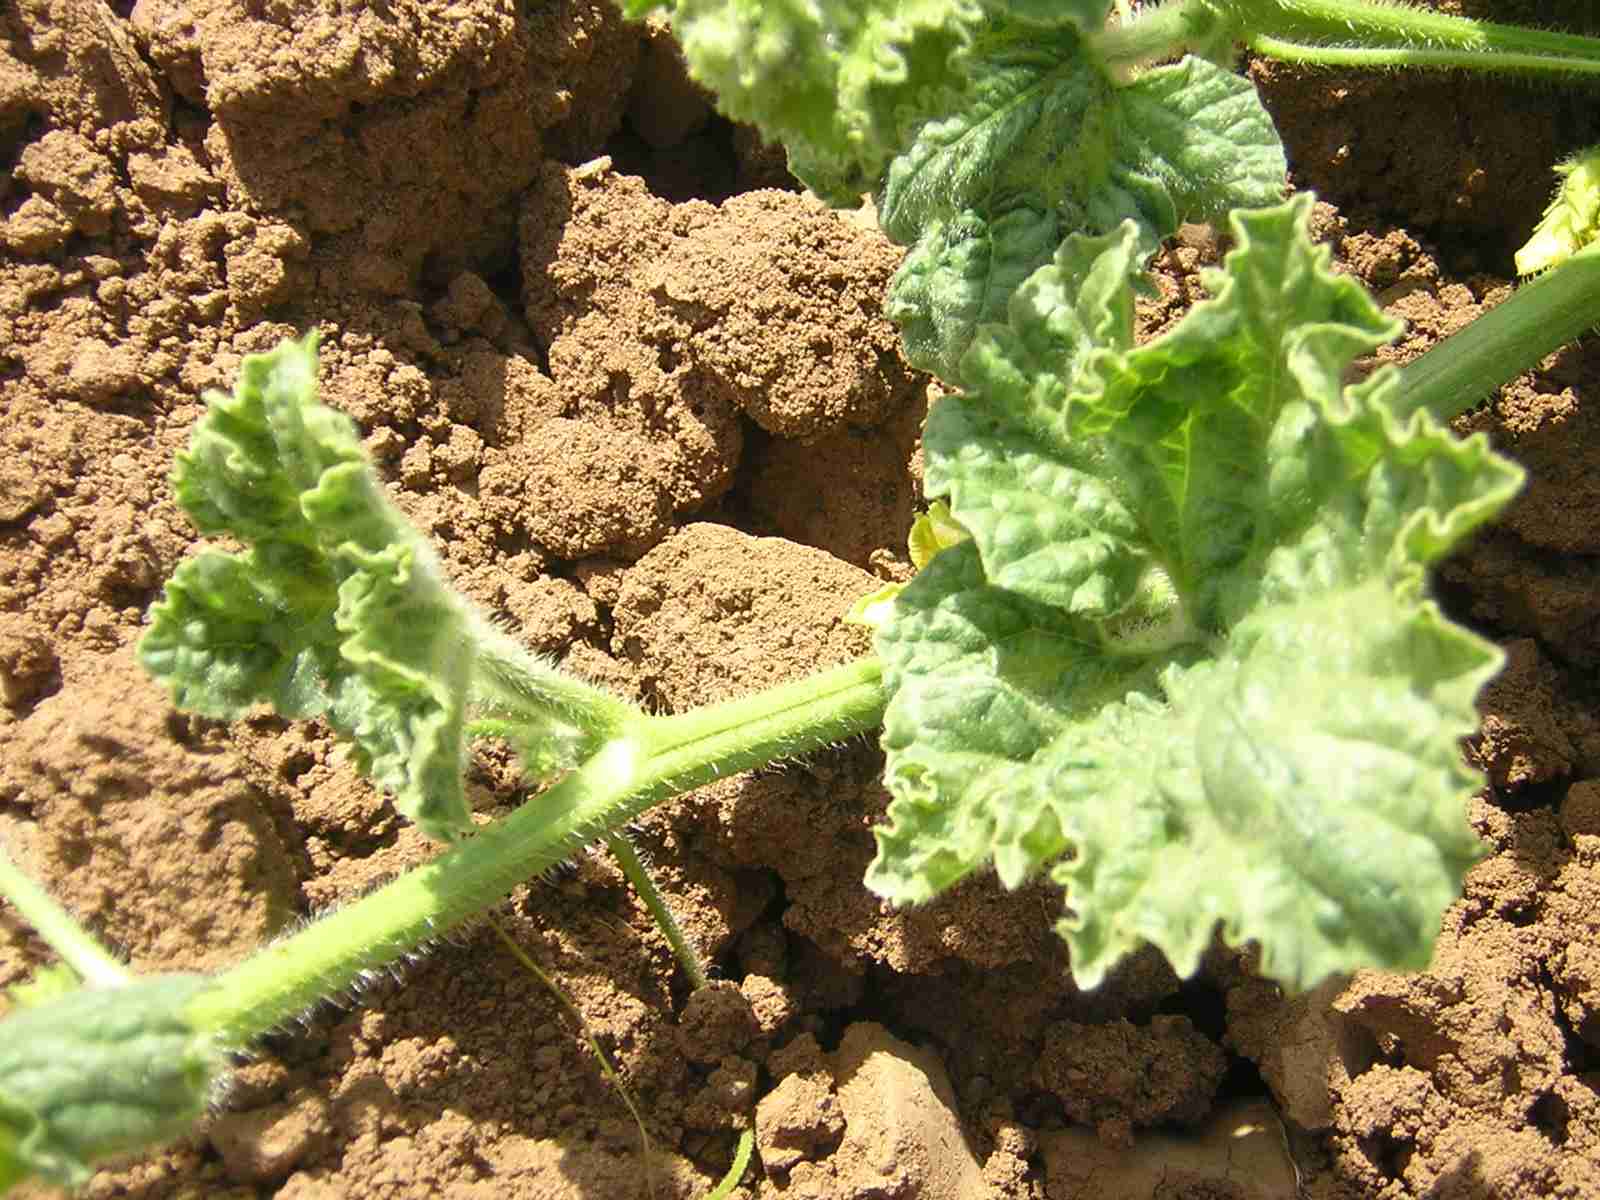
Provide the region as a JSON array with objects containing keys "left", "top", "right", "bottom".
[
  {"left": 872, "top": 196, "right": 1523, "bottom": 990},
  {"left": 139, "top": 336, "right": 476, "bottom": 841}
]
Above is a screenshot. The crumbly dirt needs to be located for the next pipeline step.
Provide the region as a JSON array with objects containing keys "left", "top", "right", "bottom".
[{"left": 2, "top": 1, "right": 1600, "bottom": 1198}]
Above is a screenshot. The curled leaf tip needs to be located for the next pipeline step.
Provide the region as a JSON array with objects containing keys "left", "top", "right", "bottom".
[
  {"left": 847, "top": 501, "right": 971, "bottom": 630},
  {"left": 1516, "top": 146, "right": 1600, "bottom": 277}
]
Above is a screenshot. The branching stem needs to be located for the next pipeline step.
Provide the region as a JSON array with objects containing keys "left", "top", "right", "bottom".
[{"left": 183, "top": 657, "right": 885, "bottom": 1043}]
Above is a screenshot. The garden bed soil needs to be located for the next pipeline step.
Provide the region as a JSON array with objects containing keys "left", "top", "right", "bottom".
[{"left": 3, "top": 1, "right": 1600, "bottom": 1197}]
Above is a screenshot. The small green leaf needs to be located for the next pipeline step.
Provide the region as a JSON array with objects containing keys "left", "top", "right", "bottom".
[
  {"left": 0, "top": 976, "right": 220, "bottom": 1188},
  {"left": 847, "top": 501, "right": 971, "bottom": 631},
  {"left": 140, "top": 336, "right": 478, "bottom": 841},
  {"left": 907, "top": 499, "right": 969, "bottom": 570},
  {"left": 649, "top": 0, "right": 986, "bottom": 204},
  {"left": 1516, "top": 145, "right": 1600, "bottom": 276},
  {"left": 872, "top": 195, "right": 1522, "bottom": 990}
]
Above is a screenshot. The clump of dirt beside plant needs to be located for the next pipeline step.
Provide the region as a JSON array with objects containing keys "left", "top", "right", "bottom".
[{"left": 3, "top": 2, "right": 1600, "bottom": 1198}]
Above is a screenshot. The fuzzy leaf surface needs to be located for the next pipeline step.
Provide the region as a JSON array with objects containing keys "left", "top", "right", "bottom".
[
  {"left": 871, "top": 196, "right": 1523, "bottom": 990},
  {"left": 0, "top": 976, "right": 217, "bottom": 1187},
  {"left": 139, "top": 336, "right": 477, "bottom": 840},
  {"left": 879, "top": 27, "right": 1284, "bottom": 382},
  {"left": 653, "top": 0, "right": 985, "bottom": 204}
]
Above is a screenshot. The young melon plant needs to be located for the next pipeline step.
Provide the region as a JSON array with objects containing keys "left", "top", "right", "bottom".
[{"left": 4, "top": 0, "right": 1600, "bottom": 1191}]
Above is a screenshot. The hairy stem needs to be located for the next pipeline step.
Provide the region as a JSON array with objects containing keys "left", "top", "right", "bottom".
[
  {"left": 1248, "top": 33, "right": 1600, "bottom": 79},
  {"left": 0, "top": 846, "right": 128, "bottom": 990},
  {"left": 1093, "top": 0, "right": 1221, "bottom": 71},
  {"left": 608, "top": 833, "right": 709, "bottom": 991},
  {"left": 471, "top": 622, "right": 643, "bottom": 741},
  {"left": 1218, "top": 0, "right": 1600, "bottom": 78},
  {"left": 1397, "top": 243, "right": 1600, "bottom": 422},
  {"left": 185, "top": 657, "right": 885, "bottom": 1042}
]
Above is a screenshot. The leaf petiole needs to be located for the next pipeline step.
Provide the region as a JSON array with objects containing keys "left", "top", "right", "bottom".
[
  {"left": 608, "top": 832, "right": 709, "bottom": 991},
  {"left": 1218, "top": 0, "right": 1600, "bottom": 76},
  {"left": 1097, "top": 0, "right": 1600, "bottom": 81},
  {"left": 1398, "top": 241, "right": 1600, "bottom": 423}
]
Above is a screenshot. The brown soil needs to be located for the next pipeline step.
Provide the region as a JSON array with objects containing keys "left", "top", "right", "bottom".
[{"left": 2, "top": 2, "right": 1599, "bottom": 1197}]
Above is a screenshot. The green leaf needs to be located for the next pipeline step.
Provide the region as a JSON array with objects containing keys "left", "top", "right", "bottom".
[
  {"left": 0, "top": 976, "right": 220, "bottom": 1188},
  {"left": 880, "top": 29, "right": 1285, "bottom": 382},
  {"left": 869, "top": 539, "right": 1174, "bottom": 903},
  {"left": 871, "top": 195, "right": 1524, "bottom": 990},
  {"left": 1516, "top": 145, "right": 1600, "bottom": 276},
  {"left": 652, "top": 0, "right": 986, "bottom": 204},
  {"left": 1115, "top": 56, "right": 1288, "bottom": 229},
  {"left": 140, "top": 336, "right": 478, "bottom": 841},
  {"left": 987, "top": 0, "right": 1113, "bottom": 31},
  {"left": 886, "top": 206, "right": 1062, "bottom": 380},
  {"left": 847, "top": 500, "right": 971, "bottom": 631},
  {"left": 4, "top": 965, "right": 80, "bottom": 1011},
  {"left": 923, "top": 221, "right": 1146, "bottom": 616},
  {"left": 1042, "top": 586, "right": 1495, "bottom": 990}
]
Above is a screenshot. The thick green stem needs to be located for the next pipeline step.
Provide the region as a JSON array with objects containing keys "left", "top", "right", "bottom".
[
  {"left": 1396, "top": 244, "right": 1600, "bottom": 423},
  {"left": 0, "top": 846, "right": 128, "bottom": 990},
  {"left": 1216, "top": 0, "right": 1600, "bottom": 78},
  {"left": 1248, "top": 33, "right": 1600, "bottom": 79},
  {"left": 1098, "top": 0, "right": 1600, "bottom": 81},
  {"left": 185, "top": 657, "right": 884, "bottom": 1042}
]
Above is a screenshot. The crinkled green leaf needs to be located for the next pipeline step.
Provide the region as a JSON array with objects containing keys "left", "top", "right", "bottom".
[
  {"left": 887, "top": 206, "right": 1062, "bottom": 380},
  {"left": 140, "top": 336, "right": 476, "bottom": 841},
  {"left": 1038, "top": 585, "right": 1495, "bottom": 990},
  {"left": 880, "top": 28, "right": 1284, "bottom": 381},
  {"left": 871, "top": 195, "right": 1524, "bottom": 990},
  {"left": 651, "top": 0, "right": 985, "bottom": 204},
  {"left": 922, "top": 221, "right": 1146, "bottom": 616},
  {"left": 0, "top": 976, "right": 218, "bottom": 1188},
  {"left": 870, "top": 539, "right": 1176, "bottom": 901}
]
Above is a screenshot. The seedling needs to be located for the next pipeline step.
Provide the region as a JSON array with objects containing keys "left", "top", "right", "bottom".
[{"left": 4, "top": 0, "right": 1600, "bottom": 1191}]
